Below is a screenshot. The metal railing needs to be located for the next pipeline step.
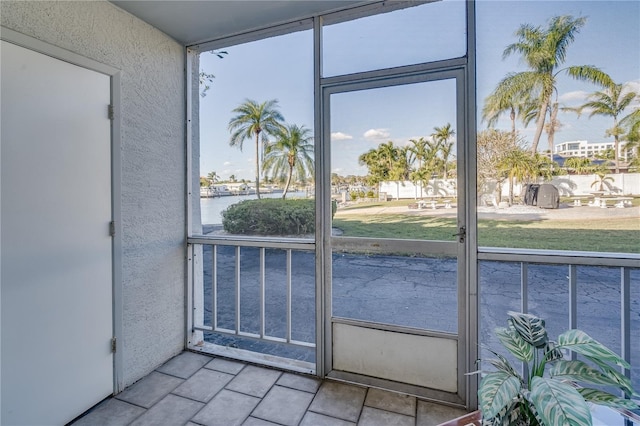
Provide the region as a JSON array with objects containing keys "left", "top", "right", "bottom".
[
  {"left": 478, "top": 247, "right": 640, "bottom": 401},
  {"left": 188, "top": 235, "right": 316, "bottom": 351}
]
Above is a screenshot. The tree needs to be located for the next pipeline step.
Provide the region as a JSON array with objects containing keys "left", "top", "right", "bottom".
[
  {"left": 432, "top": 124, "right": 456, "bottom": 179},
  {"left": 578, "top": 83, "right": 638, "bottom": 173},
  {"left": 199, "top": 50, "right": 228, "bottom": 98},
  {"left": 262, "top": 124, "right": 314, "bottom": 199},
  {"left": 207, "top": 171, "right": 219, "bottom": 186},
  {"left": 564, "top": 157, "right": 592, "bottom": 175},
  {"left": 488, "top": 15, "right": 613, "bottom": 154},
  {"left": 228, "top": 99, "right": 285, "bottom": 199},
  {"left": 229, "top": 174, "right": 236, "bottom": 182},
  {"left": 591, "top": 166, "right": 614, "bottom": 191},
  {"left": 477, "top": 129, "right": 528, "bottom": 202}
]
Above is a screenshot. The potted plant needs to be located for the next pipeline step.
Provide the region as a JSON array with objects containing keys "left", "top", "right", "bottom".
[{"left": 474, "top": 311, "right": 638, "bottom": 425}]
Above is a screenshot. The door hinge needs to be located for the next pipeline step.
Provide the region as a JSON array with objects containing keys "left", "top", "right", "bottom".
[
  {"left": 108, "top": 104, "right": 115, "bottom": 120},
  {"left": 109, "top": 221, "right": 116, "bottom": 237},
  {"left": 111, "top": 337, "right": 117, "bottom": 353}
]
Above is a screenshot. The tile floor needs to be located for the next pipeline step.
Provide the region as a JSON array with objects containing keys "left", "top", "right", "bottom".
[{"left": 72, "top": 351, "right": 469, "bottom": 426}]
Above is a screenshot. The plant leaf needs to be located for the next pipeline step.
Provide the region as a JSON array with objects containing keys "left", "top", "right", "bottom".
[
  {"left": 549, "top": 360, "right": 629, "bottom": 388},
  {"left": 544, "top": 341, "right": 564, "bottom": 362},
  {"left": 507, "top": 311, "right": 548, "bottom": 348},
  {"left": 577, "top": 388, "right": 640, "bottom": 410},
  {"left": 557, "top": 330, "right": 630, "bottom": 368},
  {"left": 586, "top": 356, "right": 637, "bottom": 397},
  {"left": 478, "top": 371, "right": 522, "bottom": 419},
  {"left": 495, "top": 326, "right": 534, "bottom": 362},
  {"left": 530, "top": 376, "right": 592, "bottom": 426}
]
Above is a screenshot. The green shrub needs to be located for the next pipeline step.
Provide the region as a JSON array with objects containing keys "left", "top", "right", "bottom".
[
  {"left": 349, "top": 191, "right": 358, "bottom": 201},
  {"left": 223, "top": 198, "right": 330, "bottom": 235}
]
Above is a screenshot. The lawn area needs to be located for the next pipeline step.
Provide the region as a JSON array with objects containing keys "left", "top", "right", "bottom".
[{"left": 333, "top": 213, "right": 640, "bottom": 253}]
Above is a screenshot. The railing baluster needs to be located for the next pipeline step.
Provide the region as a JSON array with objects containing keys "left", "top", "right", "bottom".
[
  {"left": 568, "top": 264, "right": 578, "bottom": 361},
  {"left": 260, "top": 248, "right": 265, "bottom": 339},
  {"left": 520, "top": 262, "right": 529, "bottom": 382},
  {"left": 286, "top": 249, "right": 292, "bottom": 343},
  {"left": 213, "top": 245, "right": 217, "bottom": 330},
  {"left": 520, "top": 262, "right": 528, "bottom": 314},
  {"left": 235, "top": 246, "right": 241, "bottom": 335}
]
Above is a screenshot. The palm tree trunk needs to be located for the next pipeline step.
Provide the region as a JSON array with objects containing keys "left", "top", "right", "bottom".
[
  {"left": 283, "top": 165, "right": 293, "bottom": 199},
  {"left": 530, "top": 97, "right": 550, "bottom": 154},
  {"left": 255, "top": 132, "right": 261, "bottom": 199},
  {"left": 614, "top": 118, "right": 620, "bottom": 174}
]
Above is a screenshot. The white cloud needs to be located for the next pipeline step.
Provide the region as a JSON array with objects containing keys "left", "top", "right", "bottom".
[
  {"left": 363, "top": 128, "right": 391, "bottom": 140},
  {"left": 331, "top": 132, "right": 353, "bottom": 141},
  {"left": 223, "top": 161, "right": 232, "bottom": 166},
  {"left": 558, "top": 90, "right": 589, "bottom": 104}
]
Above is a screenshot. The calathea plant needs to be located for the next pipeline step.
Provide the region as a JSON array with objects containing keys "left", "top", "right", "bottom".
[{"left": 475, "top": 311, "right": 638, "bottom": 426}]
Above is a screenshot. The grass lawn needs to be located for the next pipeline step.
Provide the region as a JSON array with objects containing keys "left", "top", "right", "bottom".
[{"left": 333, "top": 213, "right": 640, "bottom": 253}]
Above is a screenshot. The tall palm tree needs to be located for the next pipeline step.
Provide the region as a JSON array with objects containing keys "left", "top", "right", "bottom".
[
  {"left": 432, "top": 123, "right": 456, "bottom": 179},
  {"left": 228, "top": 99, "right": 284, "bottom": 199},
  {"left": 262, "top": 124, "right": 314, "bottom": 199},
  {"left": 207, "top": 171, "right": 219, "bottom": 186},
  {"left": 578, "top": 83, "right": 637, "bottom": 173},
  {"left": 407, "top": 138, "right": 428, "bottom": 171},
  {"left": 488, "top": 15, "right": 613, "bottom": 154}
]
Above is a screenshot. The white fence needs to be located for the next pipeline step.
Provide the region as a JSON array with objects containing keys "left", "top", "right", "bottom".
[{"left": 379, "top": 174, "right": 640, "bottom": 201}]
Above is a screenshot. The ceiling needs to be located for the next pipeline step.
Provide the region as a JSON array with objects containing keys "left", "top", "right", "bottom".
[{"left": 110, "top": 1, "right": 370, "bottom": 46}]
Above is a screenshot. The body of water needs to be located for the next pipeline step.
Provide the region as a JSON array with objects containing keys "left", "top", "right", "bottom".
[{"left": 200, "top": 191, "right": 308, "bottom": 224}]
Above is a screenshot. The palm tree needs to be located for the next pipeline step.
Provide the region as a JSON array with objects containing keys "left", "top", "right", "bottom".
[
  {"left": 262, "top": 124, "right": 314, "bottom": 199},
  {"left": 432, "top": 124, "right": 455, "bottom": 179},
  {"left": 488, "top": 15, "right": 613, "bottom": 154},
  {"left": 228, "top": 99, "right": 285, "bottom": 199},
  {"left": 578, "top": 83, "right": 638, "bottom": 173},
  {"left": 564, "top": 157, "right": 592, "bottom": 175},
  {"left": 499, "top": 148, "right": 536, "bottom": 205},
  {"left": 207, "top": 171, "right": 219, "bottom": 186},
  {"left": 591, "top": 166, "right": 614, "bottom": 192}
]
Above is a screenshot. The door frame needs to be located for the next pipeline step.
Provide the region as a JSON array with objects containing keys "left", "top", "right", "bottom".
[
  {"left": 319, "top": 65, "right": 471, "bottom": 405},
  {"left": 0, "top": 27, "right": 124, "bottom": 393}
]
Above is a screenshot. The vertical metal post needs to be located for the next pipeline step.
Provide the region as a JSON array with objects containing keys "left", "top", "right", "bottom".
[
  {"left": 235, "top": 246, "right": 241, "bottom": 334},
  {"left": 313, "top": 14, "right": 327, "bottom": 377},
  {"left": 464, "top": 0, "right": 479, "bottom": 410},
  {"left": 286, "top": 249, "right": 293, "bottom": 343},
  {"left": 260, "top": 248, "right": 266, "bottom": 338},
  {"left": 520, "top": 262, "right": 529, "bottom": 381},
  {"left": 212, "top": 245, "right": 217, "bottom": 330},
  {"left": 568, "top": 265, "right": 578, "bottom": 360},
  {"left": 621, "top": 267, "right": 631, "bottom": 391},
  {"left": 520, "top": 262, "right": 528, "bottom": 314}
]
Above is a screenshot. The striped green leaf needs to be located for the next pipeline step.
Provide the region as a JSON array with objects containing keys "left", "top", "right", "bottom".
[
  {"left": 495, "top": 326, "right": 534, "bottom": 362},
  {"left": 485, "top": 348, "right": 522, "bottom": 380},
  {"left": 507, "top": 311, "right": 548, "bottom": 348},
  {"left": 478, "top": 371, "right": 522, "bottom": 419},
  {"left": 549, "top": 360, "right": 628, "bottom": 388},
  {"left": 544, "top": 341, "right": 563, "bottom": 362},
  {"left": 586, "top": 356, "right": 637, "bottom": 397},
  {"left": 578, "top": 388, "right": 640, "bottom": 410},
  {"left": 557, "top": 330, "right": 630, "bottom": 368},
  {"left": 530, "top": 376, "right": 592, "bottom": 426}
]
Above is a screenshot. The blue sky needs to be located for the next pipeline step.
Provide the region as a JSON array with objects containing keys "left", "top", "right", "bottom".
[{"left": 199, "top": 0, "right": 639, "bottom": 181}]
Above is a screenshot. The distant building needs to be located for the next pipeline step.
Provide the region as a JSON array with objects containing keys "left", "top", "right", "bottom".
[{"left": 554, "top": 140, "right": 633, "bottom": 161}]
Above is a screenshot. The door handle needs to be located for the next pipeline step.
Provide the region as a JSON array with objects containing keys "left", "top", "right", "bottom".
[{"left": 453, "top": 226, "right": 466, "bottom": 243}]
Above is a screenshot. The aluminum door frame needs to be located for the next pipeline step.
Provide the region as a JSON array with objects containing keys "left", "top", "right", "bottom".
[{"left": 319, "top": 64, "right": 472, "bottom": 406}]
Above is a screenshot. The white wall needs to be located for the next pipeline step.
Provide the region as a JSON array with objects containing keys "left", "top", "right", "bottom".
[{"left": 1, "top": 1, "right": 186, "bottom": 387}]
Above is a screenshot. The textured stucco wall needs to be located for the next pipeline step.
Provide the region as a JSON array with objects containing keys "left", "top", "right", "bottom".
[{"left": 1, "top": 1, "right": 186, "bottom": 387}]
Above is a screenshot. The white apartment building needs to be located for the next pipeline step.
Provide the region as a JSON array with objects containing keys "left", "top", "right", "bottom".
[{"left": 554, "top": 140, "right": 633, "bottom": 160}]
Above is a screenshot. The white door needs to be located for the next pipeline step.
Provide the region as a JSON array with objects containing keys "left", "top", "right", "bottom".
[{"left": 1, "top": 41, "right": 113, "bottom": 425}]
